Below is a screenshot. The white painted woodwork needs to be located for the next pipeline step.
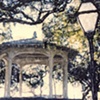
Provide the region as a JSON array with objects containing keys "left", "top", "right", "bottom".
[
  {"left": 49, "top": 53, "right": 54, "bottom": 98},
  {"left": 19, "top": 66, "right": 22, "bottom": 97},
  {"left": 4, "top": 51, "right": 13, "bottom": 97},
  {"left": 63, "top": 57, "right": 68, "bottom": 98}
]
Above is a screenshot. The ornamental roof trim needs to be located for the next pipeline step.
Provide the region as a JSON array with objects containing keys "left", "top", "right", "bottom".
[{"left": 0, "top": 38, "right": 78, "bottom": 59}]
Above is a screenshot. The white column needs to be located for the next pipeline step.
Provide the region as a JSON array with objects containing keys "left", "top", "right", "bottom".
[
  {"left": 4, "top": 52, "right": 13, "bottom": 97},
  {"left": 19, "top": 65, "right": 22, "bottom": 97},
  {"left": 63, "top": 58, "right": 68, "bottom": 98},
  {"left": 49, "top": 54, "right": 54, "bottom": 98}
]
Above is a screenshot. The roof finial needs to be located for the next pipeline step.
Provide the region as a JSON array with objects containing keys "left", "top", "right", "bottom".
[{"left": 32, "top": 31, "right": 37, "bottom": 39}]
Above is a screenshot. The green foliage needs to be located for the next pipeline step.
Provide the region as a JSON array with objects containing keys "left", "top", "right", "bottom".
[
  {"left": 52, "top": 64, "right": 63, "bottom": 81},
  {"left": 0, "top": 0, "right": 70, "bottom": 25},
  {"left": 22, "top": 65, "right": 47, "bottom": 89},
  {"left": 42, "top": 2, "right": 100, "bottom": 99},
  {"left": 42, "top": 7, "right": 82, "bottom": 46},
  {"left": 0, "top": 24, "right": 13, "bottom": 43}
]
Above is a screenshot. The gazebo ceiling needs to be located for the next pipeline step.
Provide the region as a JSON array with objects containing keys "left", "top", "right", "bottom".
[{"left": 15, "top": 54, "right": 48, "bottom": 59}]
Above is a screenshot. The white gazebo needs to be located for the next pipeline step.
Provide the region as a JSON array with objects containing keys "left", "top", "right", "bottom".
[{"left": 0, "top": 38, "right": 77, "bottom": 98}]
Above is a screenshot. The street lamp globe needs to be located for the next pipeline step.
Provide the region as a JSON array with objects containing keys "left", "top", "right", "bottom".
[{"left": 78, "top": 2, "right": 98, "bottom": 37}]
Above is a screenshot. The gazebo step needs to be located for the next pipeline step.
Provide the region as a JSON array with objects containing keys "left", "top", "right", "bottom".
[{"left": 0, "top": 98, "right": 81, "bottom": 100}]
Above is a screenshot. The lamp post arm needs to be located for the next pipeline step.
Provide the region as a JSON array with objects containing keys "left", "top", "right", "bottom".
[{"left": 78, "top": 10, "right": 98, "bottom": 15}]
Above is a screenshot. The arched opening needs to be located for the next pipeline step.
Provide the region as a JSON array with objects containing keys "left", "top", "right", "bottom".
[
  {"left": 20, "top": 64, "right": 49, "bottom": 97},
  {"left": 9, "top": 53, "right": 49, "bottom": 97}
]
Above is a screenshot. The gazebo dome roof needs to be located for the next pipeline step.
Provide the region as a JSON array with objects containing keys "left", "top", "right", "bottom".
[
  {"left": 0, "top": 38, "right": 78, "bottom": 60},
  {"left": 1, "top": 38, "right": 43, "bottom": 47}
]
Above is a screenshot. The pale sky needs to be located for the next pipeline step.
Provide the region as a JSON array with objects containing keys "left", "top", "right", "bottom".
[{"left": 11, "top": 23, "right": 44, "bottom": 41}]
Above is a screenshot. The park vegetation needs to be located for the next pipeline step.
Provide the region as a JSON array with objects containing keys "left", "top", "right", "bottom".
[{"left": 0, "top": 0, "right": 99, "bottom": 99}]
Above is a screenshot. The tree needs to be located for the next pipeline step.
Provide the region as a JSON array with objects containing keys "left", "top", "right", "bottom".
[
  {"left": 0, "top": 26, "right": 13, "bottom": 42},
  {"left": 0, "top": 60, "right": 5, "bottom": 84},
  {"left": 42, "top": 2, "right": 87, "bottom": 52},
  {"left": 0, "top": 0, "right": 99, "bottom": 40},
  {"left": 42, "top": 2, "right": 100, "bottom": 99},
  {"left": 0, "top": 0, "right": 72, "bottom": 25},
  {"left": 0, "top": 0, "right": 100, "bottom": 98},
  {"left": 68, "top": 56, "right": 100, "bottom": 100},
  {"left": 0, "top": 0, "right": 72, "bottom": 41},
  {"left": 22, "top": 64, "right": 47, "bottom": 96},
  {"left": 0, "top": 0, "right": 99, "bottom": 31}
]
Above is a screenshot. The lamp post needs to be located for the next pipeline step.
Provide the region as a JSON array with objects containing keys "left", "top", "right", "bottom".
[{"left": 77, "top": 1, "right": 98, "bottom": 100}]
